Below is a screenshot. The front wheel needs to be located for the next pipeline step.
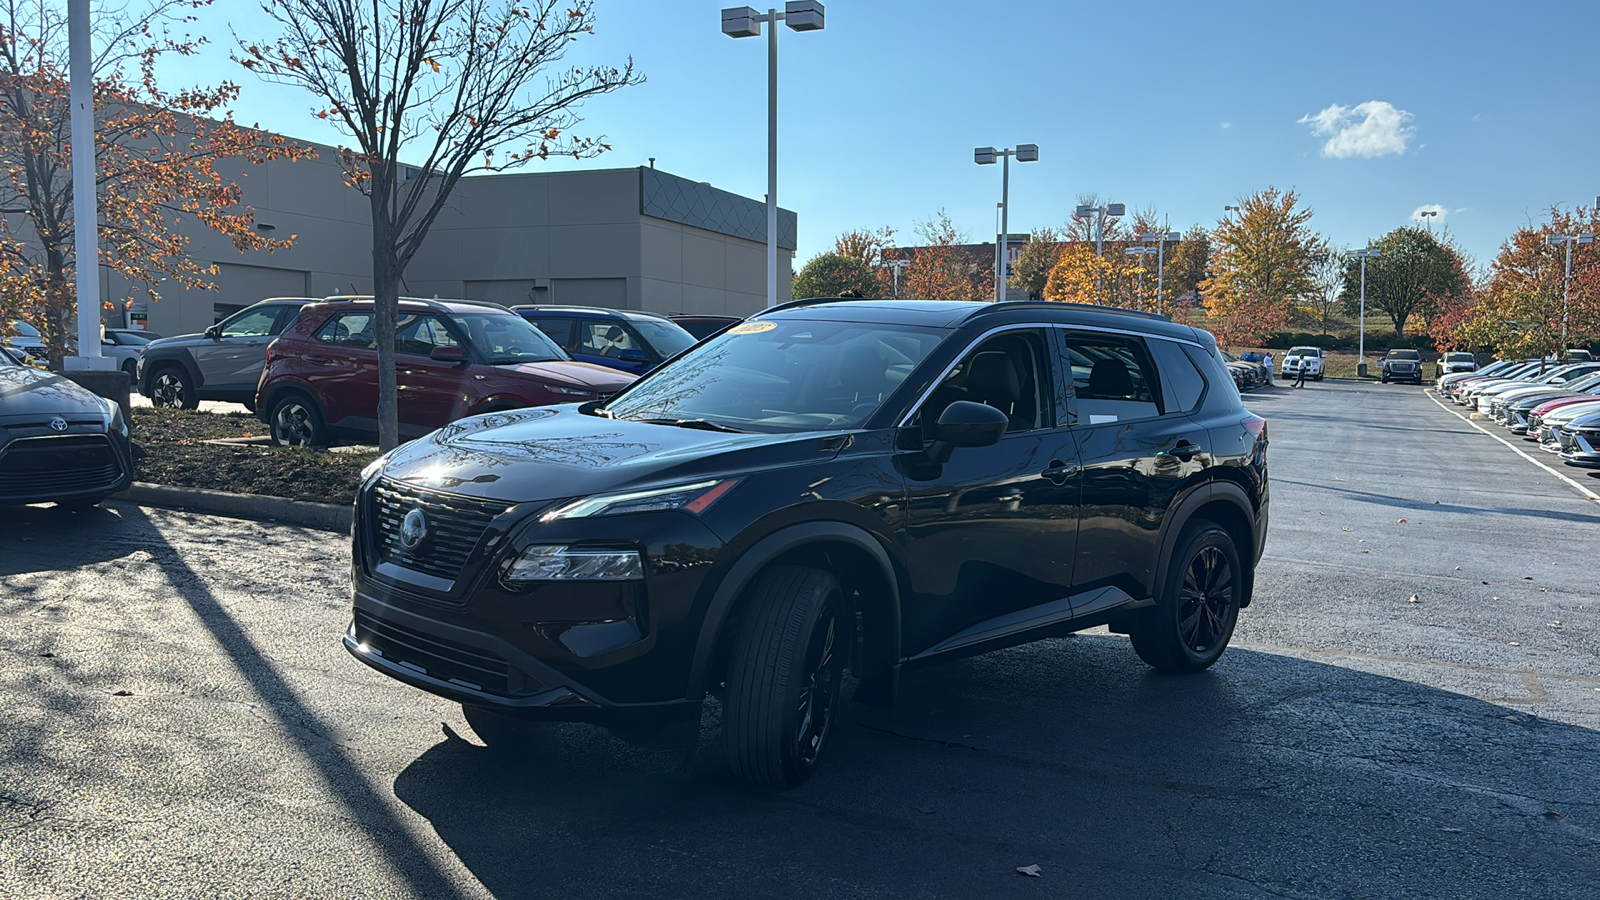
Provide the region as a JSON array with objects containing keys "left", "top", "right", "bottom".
[
  {"left": 723, "top": 565, "right": 849, "bottom": 788},
  {"left": 149, "top": 366, "right": 197, "bottom": 409},
  {"left": 269, "top": 394, "right": 328, "bottom": 448},
  {"left": 1130, "top": 521, "right": 1243, "bottom": 674}
]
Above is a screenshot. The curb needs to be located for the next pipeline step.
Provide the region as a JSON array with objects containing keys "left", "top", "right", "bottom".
[{"left": 114, "top": 482, "right": 353, "bottom": 532}]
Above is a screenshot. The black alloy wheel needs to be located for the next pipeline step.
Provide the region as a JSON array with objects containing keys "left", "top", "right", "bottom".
[
  {"left": 724, "top": 565, "right": 849, "bottom": 788},
  {"left": 1130, "top": 520, "right": 1242, "bottom": 674},
  {"left": 150, "top": 367, "right": 197, "bottom": 409},
  {"left": 269, "top": 394, "right": 328, "bottom": 448},
  {"left": 121, "top": 359, "right": 138, "bottom": 381}
]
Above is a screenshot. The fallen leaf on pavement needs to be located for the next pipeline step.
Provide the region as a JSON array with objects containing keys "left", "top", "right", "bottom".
[
  {"left": 111, "top": 690, "right": 133, "bottom": 697},
  {"left": 1016, "top": 865, "right": 1043, "bottom": 877},
  {"left": 1522, "top": 576, "right": 1533, "bottom": 580},
  {"left": 1397, "top": 518, "right": 1408, "bottom": 524},
  {"left": 1549, "top": 621, "right": 1562, "bottom": 628},
  {"left": 1508, "top": 641, "right": 1519, "bottom": 646},
  {"left": 1341, "top": 527, "right": 1352, "bottom": 532},
  {"left": 1408, "top": 594, "right": 1420, "bottom": 603}
]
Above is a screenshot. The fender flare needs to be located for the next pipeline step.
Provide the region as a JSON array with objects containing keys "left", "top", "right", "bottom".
[
  {"left": 139, "top": 348, "right": 203, "bottom": 394},
  {"left": 1150, "top": 480, "right": 1259, "bottom": 608},
  {"left": 685, "top": 520, "right": 901, "bottom": 701}
]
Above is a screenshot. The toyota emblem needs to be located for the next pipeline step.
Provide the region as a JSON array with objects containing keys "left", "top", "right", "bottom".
[
  {"left": 48, "top": 417, "right": 68, "bottom": 432},
  {"left": 399, "top": 508, "right": 428, "bottom": 551}
]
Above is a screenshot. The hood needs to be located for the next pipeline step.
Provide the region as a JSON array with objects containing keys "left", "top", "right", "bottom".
[
  {"left": 494, "top": 360, "right": 636, "bottom": 393},
  {"left": 1547, "top": 399, "right": 1600, "bottom": 423},
  {"left": 0, "top": 366, "right": 113, "bottom": 423},
  {"left": 375, "top": 406, "right": 846, "bottom": 504}
]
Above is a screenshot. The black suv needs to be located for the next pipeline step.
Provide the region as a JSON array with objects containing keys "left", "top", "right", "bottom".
[{"left": 347, "top": 299, "right": 1270, "bottom": 787}]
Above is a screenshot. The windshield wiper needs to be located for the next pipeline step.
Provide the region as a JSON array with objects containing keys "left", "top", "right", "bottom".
[{"left": 637, "top": 417, "right": 746, "bottom": 433}]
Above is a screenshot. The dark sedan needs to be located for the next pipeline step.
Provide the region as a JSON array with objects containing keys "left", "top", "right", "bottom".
[{"left": 0, "top": 362, "right": 134, "bottom": 508}]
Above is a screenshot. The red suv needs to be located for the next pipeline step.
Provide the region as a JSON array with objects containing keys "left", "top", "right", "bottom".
[{"left": 256, "top": 297, "right": 635, "bottom": 447}]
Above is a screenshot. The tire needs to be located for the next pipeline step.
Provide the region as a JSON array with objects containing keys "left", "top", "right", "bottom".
[
  {"left": 1130, "top": 520, "right": 1243, "bottom": 674},
  {"left": 723, "top": 565, "right": 849, "bottom": 788},
  {"left": 268, "top": 393, "right": 328, "bottom": 448},
  {"left": 1315, "top": 373, "right": 1324, "bottom": 381},
  {"left": 149, "top": 365, "right": 197, "bottom": 409},
  {"left": 121, "top": 359, "right": 138, "bottom": 382}
]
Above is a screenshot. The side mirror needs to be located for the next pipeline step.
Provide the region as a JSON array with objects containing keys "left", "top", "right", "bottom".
[
  {"left": 203, "top": 325, "right": 220, "bottom": 340},
  {"left": 926, "top": 400, "right": 1009, "bottom": 464},
  {"left": 617, "top": 347, "right": 649, "bottom": 363},
  {"left": 430, "top": 345, "right": 466, "bottom": 363}
]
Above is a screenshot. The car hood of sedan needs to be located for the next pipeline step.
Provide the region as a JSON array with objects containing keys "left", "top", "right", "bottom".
[
  {"left": 495, "top": 360, "right": 636, "bottom": 392},
  {"left": 375, "top": 405, "right": 846, "bottom": 504},
  {"left": 0, "top": 366, "right": 110, "bottom": 423}
]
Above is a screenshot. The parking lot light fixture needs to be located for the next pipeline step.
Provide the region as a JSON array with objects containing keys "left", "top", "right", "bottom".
[
  {"left": 1546, "top": 232, "right": 1595, "bottom": 349},
  {"left": 721, "top": 3, "right": 826, "bottom": 308},
  {"left": 1418, "top": 209, "right": 1438, "bottom": 231},
  {"left": 1125, "top": 246, "right": 1157, "bottom": 298},
  {"left": 974, "top": 143, "right": 1039, "bottom": 300},
  {"left": 879, "top": 257, "right": 909, "bottom": 299},
  {"left": 1139, "top": 231, "right": 1182, "bottom": 314},
  {"left": 1349, "top": 247, "right": 1381, "bottom": 376},
  {"left": 1074, "top": 202, "right": 1123, "bottom": 291}
]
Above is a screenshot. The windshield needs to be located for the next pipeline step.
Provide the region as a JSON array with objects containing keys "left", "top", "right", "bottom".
[
  {"left": 9, "top": 321, "right": 39, "bottom": 338},
  {"left": 1445, "top": 352, "right": 1474, "bottom": 362},
  {"left": 602, "top": 318, "right": 948, "bottom": 433},
  {"left": 115, "top": 331, "right": 154, "bottom": 345},
  {"left": 629, "top": 318, "right": 697, "bottom": 358},
  {"left": 1561, "top": 372, "right": 1600, "bottom": 392},
  {"left": 457, "top": 313, "right": 568, "bottom": 365},
  {"left": 1288, "top": 347, "right": 1319, "bottom": 357},
  {"left": 1389, "top": 350, "right": 1420, "bottom": 360}
]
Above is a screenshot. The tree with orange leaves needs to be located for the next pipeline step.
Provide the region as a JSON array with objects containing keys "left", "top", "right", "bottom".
[
  {"left": 899, "top": 210, "right": 992, "bottom": 302},
  {"left": 0, "top": 0, "right": 312, "bottom": 368},
  {"left": 1452, "top": 206, "right": 1600, "bottom": 360},
  {"left": 1201, "top": 187, "right": 1324, "bottom": 349}
]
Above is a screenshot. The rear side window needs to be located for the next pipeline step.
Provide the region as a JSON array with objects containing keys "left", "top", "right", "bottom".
[
  {"left": 578, "top": 321, "right": 639, "bottom": 359},
  {"left": 1060, "top": 332, "right": 1162, "bottom": 423},
  {"left": 1150, "top": 339, "right": 1206, "bottom": 414},
  {"left": 314, "top": 312, "right": 377, "bottom": 350},
  {"left": 529, "top": 317, "right": 576, "bottom": 351},
  {"left": 395, "top": 314, "right": 460, "bottom": 357}
]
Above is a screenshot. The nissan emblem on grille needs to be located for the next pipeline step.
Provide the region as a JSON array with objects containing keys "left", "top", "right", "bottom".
[
  {"left": 399, "top": 507, "right": 428, "bottom": 551},
  {"left": 49, "top": 417, "right": 68, "bottom": 432}
]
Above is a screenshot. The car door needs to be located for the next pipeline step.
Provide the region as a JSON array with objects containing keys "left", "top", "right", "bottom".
[
  {"left": 196, "top": 306, "right": 286, "bottom": 390},
  {"left": 306, "top": 311, "right": 379, "bottom": 431},
  {"left": 393, "top": 313, "right": 471, "bottom": 434},
  {"left": 898, "top": 328, "right": 1081, "bottom": 656},
  {"left": 1058, "top": 331, "right": 1211, "bottom": 604}
]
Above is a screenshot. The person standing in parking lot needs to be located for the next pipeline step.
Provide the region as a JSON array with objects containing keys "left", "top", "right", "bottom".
[
  {"left": 1263, "top": 352, "right": 1274, "bottom": 385},
  {"left": 1294, "top": 357, "right": 1308, "bottom": 388}
]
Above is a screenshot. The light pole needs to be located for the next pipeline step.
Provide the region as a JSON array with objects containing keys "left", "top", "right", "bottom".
[
  {"left": 1124, "top": 246, "right": 1157, "bottom": 305},
  {"left": 721, "top": 3, "right": 826, "bottom": 308},
  {"left": 879, "top": 258, "right": 909, "bottom": 299},
  {"left": 1419, "top": 209, "right": 1437, "bottom": 231},
  {"left": 1139, "top": 231, "right": 1181, "bottom": 313},
  {"left": 1075, "top": 202, "right": 1125, "bottom": 292},
  {"left": 1546, "top": 231, "right": 1594, "bottom": 351},
  {"left": 65, "top": 0, "right": 109, "bottom": 372},
  {"left": 975, "top": 143, "right": 1039, "bottom": 301},
  {"left": 1349, "top": 247, "right": 1381, "bottom": 377}
]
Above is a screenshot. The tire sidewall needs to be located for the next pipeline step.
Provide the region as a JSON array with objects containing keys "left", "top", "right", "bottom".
[
  {"left": 151, "top": 366, "right": 195, "bottom": 409},
  {"left": 1135, "top": 522, "right": 1243, "bottom": 673},
  {"left": 269, "top": 392, "right": 327, "bottom": 448}
]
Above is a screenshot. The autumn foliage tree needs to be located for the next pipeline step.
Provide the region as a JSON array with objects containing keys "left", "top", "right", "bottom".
[
  {"left": 239, "top": 0, "right": 641, "bottom": 450},
  {"left": 899, "top": 210, "right": 991, "bottom": 302},
  {"left": 1449, "top": 206, "right": 1600, "bottom": 360},
  {"left": 0, "top": 0, "right": 309, "bottom": 367},
  {"left": 1201, "top": 188, "right": 1324, "bottom": 348},
  {"left": 1007, "top": 227, "right": 1060, "bottom": 300}
]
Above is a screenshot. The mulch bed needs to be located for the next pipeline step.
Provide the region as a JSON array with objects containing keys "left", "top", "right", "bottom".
[{"left": 132, "top": 408, "right": 378, "bottom": 505}]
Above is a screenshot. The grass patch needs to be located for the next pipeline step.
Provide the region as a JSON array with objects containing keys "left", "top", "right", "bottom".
[{"left": 132, "top": 408, "right": 377, "bottom": 505}]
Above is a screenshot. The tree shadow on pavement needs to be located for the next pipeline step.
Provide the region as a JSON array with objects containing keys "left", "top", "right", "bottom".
[{"left": 391, "top": 635, "right": 1600, "bottom": 900}]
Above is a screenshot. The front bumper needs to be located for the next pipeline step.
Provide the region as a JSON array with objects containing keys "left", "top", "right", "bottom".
[
  {"left": 1559, "top": 431, "right": 1600, "bottom": 467},
  {"left": 0, "top": 426, "right": 134, "bottom": 505}
]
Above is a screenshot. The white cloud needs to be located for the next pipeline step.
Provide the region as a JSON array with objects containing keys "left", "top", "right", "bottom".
[
  {"left": 1219, "top": 121, "right": 1232, "bottom": 130},
  {"left": 1411, "top": 204, "right": 1447, "bottom": 224},
  {"left": 1298, "top": 101, "right": 1416, "bottom": 158}
]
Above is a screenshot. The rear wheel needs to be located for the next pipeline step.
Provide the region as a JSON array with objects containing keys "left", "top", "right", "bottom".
[
  {"left": 724, "top": 565, "right": 849, "bottom": 788},
  {"left": 120, "top": 359, "right": 138, "bottom": 382},
  {"left": 149, "top": 366, "right": 197, "bottom": 409},
  {"left": 268, "top": 393, "right": 328, "bottom": 448},
  {"left": 1130, "top": 520, "right": 1242, "bottom": 674}
]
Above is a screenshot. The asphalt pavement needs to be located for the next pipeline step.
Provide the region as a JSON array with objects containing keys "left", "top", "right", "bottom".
[{"left": 2, "top": 379, "right": 1597, "bottom": 899}]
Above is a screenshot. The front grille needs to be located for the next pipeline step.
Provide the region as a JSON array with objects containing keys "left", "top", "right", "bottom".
[
  {"left": 353, "top": 610, "right": 511, "bottom": 694},
  {"left": 369, "top": 478, "right": 511, "bottom": 582},
  {"left": 0, "top": 434, "right": 123, "bottom": 498}
]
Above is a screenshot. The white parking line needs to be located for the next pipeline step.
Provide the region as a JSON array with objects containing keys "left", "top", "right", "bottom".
[{"left": 1424, "top": 389, "right": 1600, "bottom": 505}]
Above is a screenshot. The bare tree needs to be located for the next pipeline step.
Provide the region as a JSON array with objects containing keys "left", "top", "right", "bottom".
[{"left": 237, "top": 0, "right": 641, "bottom": 449}]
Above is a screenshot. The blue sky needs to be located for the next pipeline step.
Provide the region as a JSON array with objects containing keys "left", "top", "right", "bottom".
[{"left": 164, "top": 0, "right": 1600, "bottom": 273}]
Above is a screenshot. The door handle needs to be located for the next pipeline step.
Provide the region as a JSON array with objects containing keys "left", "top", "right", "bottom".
[
  {"left": 1168, "top": 440, "right": 1203, "bottom": 462},
  {"left": 1042, "top": 459, "right": 1078, "bottom": 485}
]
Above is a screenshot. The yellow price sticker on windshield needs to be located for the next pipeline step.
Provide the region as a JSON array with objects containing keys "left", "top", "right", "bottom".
[{"left": 727, "top": 321, "right": 776, "bottom": 335}]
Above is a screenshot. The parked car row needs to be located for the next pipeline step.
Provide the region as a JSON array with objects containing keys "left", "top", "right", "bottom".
[
  {"left": 1222, "top": 352, "right": 1268, "bottom": 391},
  {"left": 1440, "top": 358, "right": 1600, "bottom": 468}
]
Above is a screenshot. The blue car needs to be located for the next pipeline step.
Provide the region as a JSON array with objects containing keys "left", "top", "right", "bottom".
[{"left": 512, "top": 306, "right": 698, "bottom": 375}]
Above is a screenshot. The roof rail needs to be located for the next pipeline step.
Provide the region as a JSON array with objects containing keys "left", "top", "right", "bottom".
[
  {"left": 319, "top": 295, "right": 512, "bottom": 313},
  {"left": 975, "top": 300, "right": 1171, "bottom": 322},
  {"left": 752, "top": 295, "right": 884, "bottom": 317}
]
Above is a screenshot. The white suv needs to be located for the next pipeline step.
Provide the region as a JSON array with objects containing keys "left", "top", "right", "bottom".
[{"left": 1282, "top": 346, "right": 1324, "bottom": 381}]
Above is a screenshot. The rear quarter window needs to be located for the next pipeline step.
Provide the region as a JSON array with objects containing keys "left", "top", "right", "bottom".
[{"left": 1150, "top": 339, "right": 1206, "bottom": 414}]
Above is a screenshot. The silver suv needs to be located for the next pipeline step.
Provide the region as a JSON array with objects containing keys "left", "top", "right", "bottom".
[{"left": 137, "top": 298, "right": 318, "bottom": 409}]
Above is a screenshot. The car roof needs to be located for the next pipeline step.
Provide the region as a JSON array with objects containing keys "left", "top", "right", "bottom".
[
  {"left": 315, "top": 296, "right": 516, "bottom": 315},
  {"left": 751, "top": 297, "right": 1206, "bottom": 342},
  {"left": 511, "top": 305, "right": 672, "bottom": 323}
]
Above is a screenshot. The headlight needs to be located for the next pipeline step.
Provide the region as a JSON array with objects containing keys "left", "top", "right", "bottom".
[
  {"left": 360, "top": 450, "right": 395, "bottom": 481},
  {"left": 547, "top": 385, "right": 596, "bottom": 397},
  {"left": 105, "top": 399, "right": 128, "bottom": 436},
  {"left": 540, "top": 478, "right": 740, "bottom": 522},
  {"left": 503, "top": 545, "right": 643, "bottom": 583}
]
